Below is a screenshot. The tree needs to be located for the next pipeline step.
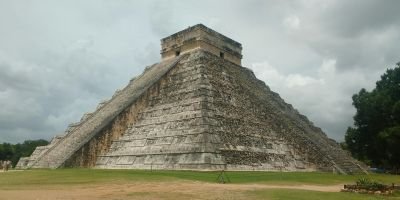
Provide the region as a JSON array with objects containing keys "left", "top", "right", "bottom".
[
  {"left": 345, "top": 63, "right": 400, "bottom": 172},
  {"left": 0, "top": 143, "right": 14, "bottom": 160}
]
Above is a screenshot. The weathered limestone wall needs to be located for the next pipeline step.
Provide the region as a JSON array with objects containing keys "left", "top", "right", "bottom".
[
  {"left": 63, "top": 95, "right": 148, "bottom": 167},
  {"left": 27, "top": 55, "right": 185, "bottom": 169},
  {"left": 199, "top": 52, "right": 320, "bottom": 171},
  {"left": 15, "top": 157, "right": 30, "bottom": 169},
  {"left": 198, "top": 50, "right": 364, "bottom": 173},
  {"left": 161, "top": 40, "right": 241, "bottom": 66},
  {"left": 161, "top": 24, "right": 242, "bottom": 65},
  {"left": 96, "top": 51, "right": 226, "bottom": 170}
]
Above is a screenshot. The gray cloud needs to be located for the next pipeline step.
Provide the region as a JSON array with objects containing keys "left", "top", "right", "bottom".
[
  {"left": 319, "top": 0, "right": 400, "bottom": 37},
  {"left": 282, "top": 0, "right": 400, "bottom": 72},
  {"left": 0, "top": 0, "right": 399, "bottom": 143},
  {"left": 149, "top": 1, "right": 175, "bottom": 37}
]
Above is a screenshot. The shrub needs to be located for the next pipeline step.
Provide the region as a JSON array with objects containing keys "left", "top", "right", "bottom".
[{"left": 356, "top": 178, "right": 387, "bottom": 191}]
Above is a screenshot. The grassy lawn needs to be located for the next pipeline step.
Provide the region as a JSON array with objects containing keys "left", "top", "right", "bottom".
[
  {"left": 0, "top": 169, "right": 399, "bottom": 200},
  {"left": 1, "top": 169, "right": 399, "bottom": 186}
]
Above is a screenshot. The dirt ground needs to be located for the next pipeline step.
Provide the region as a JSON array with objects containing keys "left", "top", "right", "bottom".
[{"left": 0, "top": 181, "right": 342, "bottom": 200}]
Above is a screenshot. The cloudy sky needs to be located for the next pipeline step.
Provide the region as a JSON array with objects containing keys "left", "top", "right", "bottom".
[{"left": 0, "top": 0, "right": 399, "bottom": 143}]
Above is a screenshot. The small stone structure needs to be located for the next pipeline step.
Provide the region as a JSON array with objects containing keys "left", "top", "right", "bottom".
[
  {"left": 161, "top": 24, "right": 242, "bottom": 65},
  {"left": 17, "top": 24, "right": 367, "bottom": 174},
  {"left": 16, "top": 135, "right": 64, "bottom": 169}
]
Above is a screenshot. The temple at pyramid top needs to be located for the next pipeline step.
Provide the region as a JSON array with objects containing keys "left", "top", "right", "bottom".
[{"left": 160, "top": 24, "right": 243, "bottom": 65}]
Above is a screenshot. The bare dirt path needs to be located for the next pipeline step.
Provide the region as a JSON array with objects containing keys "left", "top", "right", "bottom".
[{"left": 0, "top": 181, "right": 343, "bottom": 200}]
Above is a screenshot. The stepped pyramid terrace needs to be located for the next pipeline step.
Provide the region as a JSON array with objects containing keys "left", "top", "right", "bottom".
[{"left": 16, "top": 24, "right": 367, "bottom": 174}]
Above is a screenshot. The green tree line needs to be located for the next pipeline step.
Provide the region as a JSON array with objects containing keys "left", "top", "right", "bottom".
[
  {"left": 345, "top": 63, "right": 400, "bottom": 172},
  {"left": 0, "top": 139, "right": 49, "bottom": 167}
]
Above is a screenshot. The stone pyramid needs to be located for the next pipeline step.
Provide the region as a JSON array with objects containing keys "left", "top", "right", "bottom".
[{"left": 17, "top": 24, "right": 366, "bottom": 174}]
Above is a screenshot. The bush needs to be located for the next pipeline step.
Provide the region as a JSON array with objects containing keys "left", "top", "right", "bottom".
[{"left": 356, "top": 178, "right": 387, "bottom": 191}]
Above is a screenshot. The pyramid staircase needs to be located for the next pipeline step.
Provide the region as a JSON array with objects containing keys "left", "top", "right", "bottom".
[{"left": 28, "top": 55, "right": 187, "bottom": 168}]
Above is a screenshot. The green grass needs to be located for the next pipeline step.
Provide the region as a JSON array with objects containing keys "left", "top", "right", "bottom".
[
  {"left": 1, "top": 169, "right": 399, "bottom": 199},
  {"left": 0, "top": 169, "right": 399, "bottom": 187},
  {"left": 250, "top": 189, "right": 400, "bottom": 200}
]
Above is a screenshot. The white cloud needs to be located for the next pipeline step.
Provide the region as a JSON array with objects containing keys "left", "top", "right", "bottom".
[
  {"left": 286, "top": 74, "right": 322, "bottom": 88},
  {"left": 250, "top": 61, "right": 323, "bottom": 89},
  {"left": 283, "top": 15, "right": 301, "bottom": 30}
]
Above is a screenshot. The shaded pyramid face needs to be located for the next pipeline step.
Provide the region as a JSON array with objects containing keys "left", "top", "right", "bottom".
[{"left": 18, "top": 24, "right": 366, "bottom": 174}]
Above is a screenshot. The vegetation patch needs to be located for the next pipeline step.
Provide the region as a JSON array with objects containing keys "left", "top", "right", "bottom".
[
  {"left": 342, "top": 178, "right": 400, "bottom": 195},
  {"left": 251, "top": 188, "right": 400, "bottom": 200}
]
